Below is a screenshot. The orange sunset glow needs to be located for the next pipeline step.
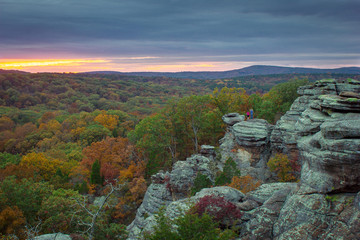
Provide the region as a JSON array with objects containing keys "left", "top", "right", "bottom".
[
  {"left": 0, "top": 58, "right": 242, "bottom": 73},
  {"left": 0, "top": 59, "right": 110, "bottom": 72}
]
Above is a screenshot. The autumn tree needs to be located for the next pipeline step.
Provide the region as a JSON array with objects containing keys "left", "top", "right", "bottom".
[
  {"left": 38, "top": 188, "right": 84, "bottom": 234},
  {"left": 94, "top": 110, "right": 119, "bottom": 131},
  {"left": 81, "top": 137, "right": 138, "bottom": 182},
  {"left": 74, "top": 181, "right": 128, "bottom": 240},
  {"left": 173, "top": 95, "right": 213, "bottom": 153},
  {"left": 80, "top": 124, "right": 111, "bottom": 145},
  {"left": 267, "top": 153, "right": 297, "bottom": 182},
  {"left": 20, "top": 152, "right": 62, "bottom": 181},
  {"left": 0, "top": 206, "right": 26, "bottom": 237},
  {"left": 0, "top": 176, "right": 53, "bottom": 224},
  {"left": 211, "top": 87, "right": 249, "bottom": 115},
  {"left": 227, "top": 175, "right": 261, "bottom": 193},
  {"left": 0, "top": 116, "right": 15, "bottom": 132}
]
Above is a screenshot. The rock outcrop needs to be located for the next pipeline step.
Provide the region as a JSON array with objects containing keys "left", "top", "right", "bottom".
[
  {"left": 127, "top": 79, "right": 360, "bottom": 239},
  {"left": 297, "top": 97, "right": 360, "bottom": 193},
  {"left": 127, "top": 146, "right": 216, "bottom": 239},
  {"left": 34, "top": 233, "right": 71, "bottom": 240},
  {"left": 220, "top": 119, "right": 273, "bottom": 181}
]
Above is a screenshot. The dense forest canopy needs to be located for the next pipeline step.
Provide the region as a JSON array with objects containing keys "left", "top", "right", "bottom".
[{"left": 0, "top": 72, "right": 358, "bottom": 239}]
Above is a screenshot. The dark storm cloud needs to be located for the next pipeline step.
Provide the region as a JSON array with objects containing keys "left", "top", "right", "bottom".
[{"left": 0, "top": 0, "right": 359, "bottom": 63}]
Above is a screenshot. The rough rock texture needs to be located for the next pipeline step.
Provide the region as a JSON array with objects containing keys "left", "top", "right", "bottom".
[
  {"left": 127, "top": 79, "right": 360, "bottom": 239},
  {"left": 126, "top": 172, "right": 173, "bottom": 238},
  {"left": 34, "top": 233, "right": 72, "bottom": 240},
  {"left": 222, "top": 112, "right": 245, "bottom": 126},
  {"left": 240, "top": 183, "right": 297, "bottom": 240},
  {"left": 271, "top": 79, "right": 360, "bottom": 158},
  {"left": 220, "top": 119, "right": 273, "bottom": 181},
  {"left": 170, "top": 154, "right": 215, "bottom": 199},
  {"left": 135, "top": 186, "right": 247, "bottom": 237},
  {"left": 273, "top": 191, "right": 360, "bottom": 240},
  {"left": 127, "top": 146, "right": 216, "bottom": 239},
  {"left": 297, "top": 100, "right": 360, "bottom": 193}
]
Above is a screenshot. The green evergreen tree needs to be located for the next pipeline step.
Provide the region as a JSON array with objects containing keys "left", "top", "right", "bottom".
[
  {"left": 215, "top": 157, "right": 240, "bottom": 186},
  {"left": 90, "top": 159, "right": 102, "bottom": 185},
  {"left": 191, "top": 173, "right": 212, "bottom": 195},
  {"left": 78, "top": 180, "right": 89, "bottom": 194}
]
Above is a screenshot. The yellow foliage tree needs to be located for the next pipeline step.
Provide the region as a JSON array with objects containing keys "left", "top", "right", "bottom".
[
  {"left": 94, "top": 111, "right": 119, "bottom": 131},
  {"left": 267, "top": 153, "right": 297, "bottom": 182},
  {"left": 20, "top": 152, "right": 62, "bottom": 181},
  {"left": 211, "top": 87, "right": 249, "bottom": 115},
  {"left": 227, "top": 175, "right": 261, "bottom": 193},
  {"left": 39, "top": 119, "right": 62, "bottom": 134}
]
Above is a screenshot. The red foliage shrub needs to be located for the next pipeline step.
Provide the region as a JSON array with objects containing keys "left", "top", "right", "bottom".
[{"left": 192, "top": 195, "right": 242, "bottom": 226}]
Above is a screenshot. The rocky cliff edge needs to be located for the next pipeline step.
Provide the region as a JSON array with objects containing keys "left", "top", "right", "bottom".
[{"left": 127, "top": 79, "right": 360, "bottom": 239}]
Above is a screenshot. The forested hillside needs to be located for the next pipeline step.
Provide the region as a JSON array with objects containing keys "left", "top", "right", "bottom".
[
  {"left": 86, "top": 65, "right": 360, "bottom": 79},
  {"left": 0, "top": 72, "right": 353, "bottom": 239}
]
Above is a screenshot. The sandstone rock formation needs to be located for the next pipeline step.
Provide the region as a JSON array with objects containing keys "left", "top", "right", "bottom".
[
  {"left": 127, "top": 79, "right": 360, "bottom": 239},
  {"left": 127, "top": 146, "right": 216, "bottom": 239},
  {"left": 219, "top": 119, "right": 273, "bottom": 181},
  {"left": 34, "top": 233, "right": 72, "bottom": 240}
]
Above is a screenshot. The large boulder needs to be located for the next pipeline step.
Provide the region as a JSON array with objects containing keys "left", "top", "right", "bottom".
[
  {"left": 222, "top": 112, "right": 245, "bottom": 126},
  {"left": 220, "top": 119, "right": 273, "bottom": 181}
]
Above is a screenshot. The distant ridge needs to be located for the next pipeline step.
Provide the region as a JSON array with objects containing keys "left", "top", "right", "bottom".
[
  {"left": 0, "top": 69, "right": 28, "bottom": 74},
  {"left": 85, "top": 65, "right": 360, "bottom": 79}
]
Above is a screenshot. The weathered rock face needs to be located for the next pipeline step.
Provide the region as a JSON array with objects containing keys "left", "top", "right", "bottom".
[
  {"left": 137, "top": 186, "right": 247, "bottom": 237},
  {"left": 126, "top": 171, "right": 173, "bottom": 238},
  {"left": 239, "top": 183, "right": 297, "bottom": 239},
  {"left": 273, "top": 190, "right": 360, "bottom": 240},
  {"left": 220, "top": 119, "right": 273, "bottom": 181},
  {"left": 34, "top": 233, "right": 72, "bottom": 240},
  {"left": 127, "top": 79, "right": 360, "bottom": 239},
  {"left": 271, "top": 79, "right": 360, "bottom": 158},
  {"left": 297, "top": 97, "right": 360, "bottom": 194},
  {"left": 272, "top": 79, "right": 360, "bottom": 239},
  {"left": 127, "top": 146, "right": 216, "bottom": 239},
  {"left": 222, "top": 112, "right": 245, "bottom": 126},
  {"left": 170, "top": 153, "right": 215, "bottom": 199}
]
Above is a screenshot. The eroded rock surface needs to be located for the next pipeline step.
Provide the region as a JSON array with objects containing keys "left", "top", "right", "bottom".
[
  {"left": 34, "top": 233, "right": 72, "bottom": 240},
  {"left": 127, "top": 146, "right": 216, "bottom": 239},
  {"left": 127, "top": 79, "right": 360, "bottom": 239},
  {"left": 220, "top": 119, "right": 273, "bottom": 181}
]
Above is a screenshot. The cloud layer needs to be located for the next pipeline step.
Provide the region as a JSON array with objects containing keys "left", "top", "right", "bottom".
[{"left": 0, "top": 0, "right": 359, "bottom": 71}]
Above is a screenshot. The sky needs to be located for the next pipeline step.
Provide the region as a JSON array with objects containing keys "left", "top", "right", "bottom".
[{"left": 0, "top": 0, "right": 359, "bottom": 73}]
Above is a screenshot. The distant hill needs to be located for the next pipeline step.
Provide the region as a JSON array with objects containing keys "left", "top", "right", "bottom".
[
  {"left": 84, "top": 65, "right": 360, "bottom": 79},
  {"left": 0, "top": 69, "right": 28, "bottom": 74}
]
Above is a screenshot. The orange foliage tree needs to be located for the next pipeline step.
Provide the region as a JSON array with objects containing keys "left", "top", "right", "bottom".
[
  {"left": 0, "top": 206, "right": 26, "bottom": 236},
  {"left": 80, "top": 136, "right": 147, "bottom": 223},
  {"left": 81, "top": 137, "right": 139, "bottom": 182}
]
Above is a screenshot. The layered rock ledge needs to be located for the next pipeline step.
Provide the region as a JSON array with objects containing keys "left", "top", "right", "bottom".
[{"left": 127, "top": 79, "right": 360, "bottom": 239}]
